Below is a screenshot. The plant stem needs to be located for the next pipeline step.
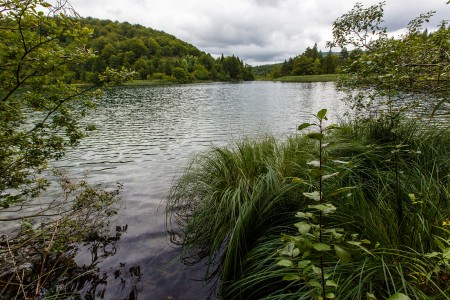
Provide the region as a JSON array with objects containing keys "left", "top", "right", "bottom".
[{"left": 319, "top": 117, "right": 326, "bottom": 300}]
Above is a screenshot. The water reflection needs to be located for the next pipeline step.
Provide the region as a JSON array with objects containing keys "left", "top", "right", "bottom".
[
  {"left": 55, "top": 82, "right": 347, "bottom": 299},
  {"left": 0, "top": 221, "right": 133, "bottom": 299}
]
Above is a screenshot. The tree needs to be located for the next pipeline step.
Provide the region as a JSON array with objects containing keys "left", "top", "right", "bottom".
[
  {"left": 328, "top": 2, "right": 387, "bottom": 51},
  {"left": 0, "top": 1, "right": 132, "bottom": 297},
  {"left": 281, "top": 59, "right": 291, "bottom": 76},
  {"left": 134, "top": 56, "right": 150, "bottom": 79},
  {"left": 292, "top": 55, "right": 314, "bottom": 75},
  {"left": 222, "top": 55, "right": 243, "bottom": 80},
  {"left": 0, "top": 0, "right": 131, "bottom": 210},
  {"left": 321, "top": 51, "right": 339, "bottom": 74},
  {"left": 339, "top": 47, "right": 349, "bottom": 63},
  {"left": 329, "top": 2, "right": 450, "bottom": 114},
  {"left": 77, "top": 19, "right": 255, "bottom": 83},
  {"left": 304, "top": 43, "right": 320, "bottom": 60},
  {"left": 193, "top": 64, "right": 210, "bottom": 80},
  {"left": 172, "top": 66, "right": 193, "bottom": 83}
]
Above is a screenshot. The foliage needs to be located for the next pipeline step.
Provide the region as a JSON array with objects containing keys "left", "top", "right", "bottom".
[
  {"left": 254, "top": 45, "right": 343, "bottom": 80},
  {"left": 0, "top": 1, "right": 130, "bottom": 298},
  {"left": 166, "top": 116, "right": 450, "bottom": 299},
  {"left": 329, "top": 2, "right": 450, "bottom": 115},
  {"left": 0, "top": 0, "right": 132, "bottom": 207},
  {"left": 77, "top": 18, "right": 255, "bottom": 83},
  {"left": 274, "top": 110, "right": 361, "bottom": 299}
]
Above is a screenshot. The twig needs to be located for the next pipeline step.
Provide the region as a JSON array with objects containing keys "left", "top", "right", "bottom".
[{"left": 5, "top": 235, "right": 28, "bottom": 299}]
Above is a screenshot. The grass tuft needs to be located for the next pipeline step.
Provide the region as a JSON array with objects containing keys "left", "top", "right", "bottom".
[{"left": 166, "top": 117, "right": 450, "bottom": 299}]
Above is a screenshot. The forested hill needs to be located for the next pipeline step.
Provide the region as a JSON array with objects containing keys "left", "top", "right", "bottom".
[
  {"left": 76, "top": 18, "right": 254, "bottom": 83},
  {"left": 253, "top": 44, "right": 345, "bottom": 79}
]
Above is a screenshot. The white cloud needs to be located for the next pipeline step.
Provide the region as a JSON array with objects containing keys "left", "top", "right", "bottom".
[{"left": 65, "top": 0, "right": 450, "bottom": 65}]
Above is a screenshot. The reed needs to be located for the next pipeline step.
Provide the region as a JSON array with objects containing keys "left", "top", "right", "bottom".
[{"left": 166, "top": 116, "right": 450, "bottom": 299}]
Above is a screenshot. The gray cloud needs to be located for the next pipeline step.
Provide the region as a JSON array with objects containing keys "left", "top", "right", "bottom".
[{"left": 65, "top": 0, "right": 450, "bottom": 65}]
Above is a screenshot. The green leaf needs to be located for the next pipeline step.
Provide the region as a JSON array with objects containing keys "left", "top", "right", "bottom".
[
  {"left": 307, "top": 160, "right": 321, "bottom": 168},
  {"left": 312, "top": 265, "right": 322, "bottom": 274},
  {"left": 308, "top": 203, "right": 337, "bottom": 214},
  {"left": 328, "top": 186, "right": 356, "bottom": 197},
  {"left": 335, "top": 245, "right": 352, "bottom": 262},
  {"left": 280, "top": 242, "right": 296, "bottom": 256},
  {"left": 303, "top": 191, "right": 321, "bottom": 201},
  {"left": 292, "top": 177, "right": 306, "bottom": 184},
  {"left": 277, "top": 259, "right": 294, "bottom": 267},
  {"left": 282, "top": 274, "right": 301, "bottom": 281},
  {"left": 307, "top": 279, "right": 321, "bottom": 288},
  {"left": 322, "top": 172, "right": 339, "bottom": 181},
  {"left": 294, "top": 221, "right": 311, "bottom": 235},
  {"left": 347, "top": 241, "right": 361, "bottom": 246},
  {"left": 329, "top": 229, "right": 343, "bottom": 240},
  {"left": 366, "top": 292, "right": 377, "bottom": 300},
  {"left": 442, "top": 248, "right": 450, "bottom": 259},
  {"left": 296, "top": 212, "right": 314, "bottom": 219},
  {"left": 408, "top": 193, "right": 416, "bottom": 201},
  {"left": 434, "top": 237, "right": 446, "bottom": 251},
  {"left": 332, "top": 160, "right": 352, "bottom": 165},
  {"left": 326, "top": 280, "right": 338, "bottom": 287},
  {"left": 298, "top": 123, "right": 312, "bottom": 130},
  {"left": 347, "top": 241, "right": 375, "bottom": 257},
  {"left": 326, "top": 124, "right": 340, "bottom": 130},
  {"left": 317, "top": 109, "right": 328, "bottom": 120},
  {"left": 297, "top": 260, "right": 312, "bottom": 268},
  {"left": 309, "top": 204, "right": 327, "bottom": 211},
  {"left": 424, "top": 252, "right": 440, "bottom": 258},
  {"left": 22, "top": 221, "right": 33, "bottom": 229},
  {"left": 313, "top": 243, "right": 331, "bottom": 251},
  {"left": 307, "top": 132, "right": 324, "bottom": 140},
  {"left": 326, "top": 293, "right": 336, "bottom": 299},
  {"left": 432, "top": 98, "right": 448, "bottom": 116},
  {"left": 387, "top": 293, "right": 411, "bottom": 300}
]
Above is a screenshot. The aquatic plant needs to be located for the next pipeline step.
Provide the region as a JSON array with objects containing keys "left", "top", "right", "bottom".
[{"left": 167, "top": 114, "right": 449, "bottom": 299}]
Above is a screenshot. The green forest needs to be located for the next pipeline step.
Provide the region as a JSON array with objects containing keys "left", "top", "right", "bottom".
[
  {"left": 254, "top": 44, "right": 344, "bottom": 79},
  {"left": 77, "top": 18, "right": 255, "bottom": 83}
]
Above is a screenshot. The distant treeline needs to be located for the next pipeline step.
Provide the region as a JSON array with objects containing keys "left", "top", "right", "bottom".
[
  {"left": 254, "top": 44, "right": 349, "bottom": 79},
  {"left": 72, "top": 18, "right": 254, "bottom": 83}
]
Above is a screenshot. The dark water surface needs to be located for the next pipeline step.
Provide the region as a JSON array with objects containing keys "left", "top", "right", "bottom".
[{"left": 55, "top": 81, "right": 347, "bottom": 299}]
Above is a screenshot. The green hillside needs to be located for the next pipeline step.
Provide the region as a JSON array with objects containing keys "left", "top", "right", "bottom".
[
  {"left": 75, "top": 18, "right": 254, "bottom": 83},
  {"left": 253, "top": 46, "right": 345, "bottom": 80}
]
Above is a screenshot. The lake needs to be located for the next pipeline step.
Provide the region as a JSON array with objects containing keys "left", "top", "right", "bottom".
[{"left": 55, "top": 81, "right": 347, "bottom": 299}]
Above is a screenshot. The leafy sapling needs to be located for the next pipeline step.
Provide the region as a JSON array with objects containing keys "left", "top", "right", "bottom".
[{"left": 277, "top": 109, "right": 360, "bottom": 299}]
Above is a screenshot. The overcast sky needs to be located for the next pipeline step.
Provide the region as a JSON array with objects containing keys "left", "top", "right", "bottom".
[{"left": 65, "top": 0, "right": 449, "bottom": 65}]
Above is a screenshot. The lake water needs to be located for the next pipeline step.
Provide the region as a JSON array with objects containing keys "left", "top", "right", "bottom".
[{"left": 56, "top": 81, "right": 347, "bottom": 299}]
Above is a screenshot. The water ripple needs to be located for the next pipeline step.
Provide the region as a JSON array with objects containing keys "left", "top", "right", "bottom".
[{"left": 55, "top": 81, "right": 347, "bottom": 298}]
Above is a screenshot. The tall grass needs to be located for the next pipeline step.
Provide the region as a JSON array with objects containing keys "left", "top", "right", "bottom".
[
  {"left": 167, "top": 137, "right": 315, "bottom": 276},
  {"left": 166, "top": 117, "right": 449, "bottom": 299}
]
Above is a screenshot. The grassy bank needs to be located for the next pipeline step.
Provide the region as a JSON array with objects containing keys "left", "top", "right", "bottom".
[
  {"left": 273, "top": 74, "right": 339, "bottom": 82},
  {"left": 166, "top": 116, "right": 450, "bottom": 299},
  {"left": 122, "top": 79, "right": 178, "bottom": 86},
  {"left": 122, "top": 75, "right": 340, "bottom": 85}
]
